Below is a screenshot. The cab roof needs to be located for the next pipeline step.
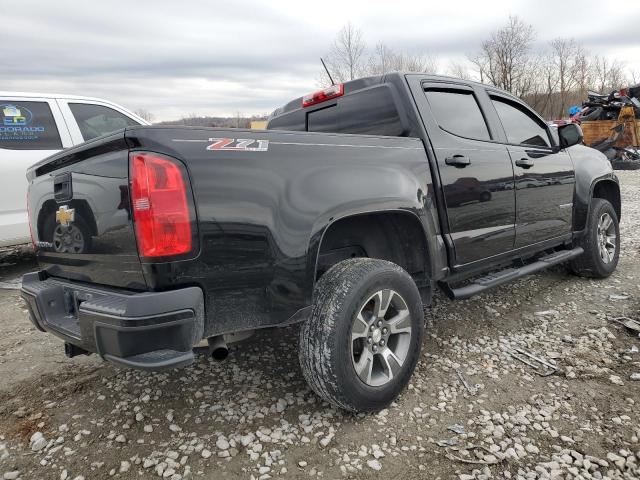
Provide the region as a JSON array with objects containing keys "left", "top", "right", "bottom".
[{"left": 269, "top": 72, "right": 512, "bottom": 119}]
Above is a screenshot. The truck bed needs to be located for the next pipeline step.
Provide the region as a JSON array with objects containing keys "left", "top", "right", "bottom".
[{"left": 26, "top": 125, "right": 436, "bottom": 336}]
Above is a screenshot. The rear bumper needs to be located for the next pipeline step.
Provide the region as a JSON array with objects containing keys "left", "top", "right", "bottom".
[{"left": 21, "top": 272, "right": 204, "bottom": 370}]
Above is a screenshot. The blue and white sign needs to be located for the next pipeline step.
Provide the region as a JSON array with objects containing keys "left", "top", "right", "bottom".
[
  {"left": 0, "top": 104, "right": 45, "bottom": 141},
  {"left": 2, "top": 104, "right": 32, "bottom": 126}
]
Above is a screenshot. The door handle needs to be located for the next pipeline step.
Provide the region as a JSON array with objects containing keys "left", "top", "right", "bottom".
[
  {"left": 445, "top": 155, "right": 471, "bottom": 168},
  {"left": 515, "top": 158, "right": 534, "bottom": 169}
]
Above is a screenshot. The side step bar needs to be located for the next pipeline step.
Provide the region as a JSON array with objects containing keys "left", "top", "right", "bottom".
[{"left": 441, "top": 247, "right": 584, "bottom": 300}]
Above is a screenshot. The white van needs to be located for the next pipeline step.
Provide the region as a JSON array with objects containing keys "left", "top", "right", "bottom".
[{"left": 0, "top": 92, "right": 150, "bottom": 247}]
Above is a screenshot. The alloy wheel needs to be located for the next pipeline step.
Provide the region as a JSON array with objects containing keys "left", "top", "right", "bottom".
[
  {"left": 350, "top": 289, "right": 413, "bottom": 387},
  {"left": 597, "top": 212, "right": 616, "bottom": 264}
]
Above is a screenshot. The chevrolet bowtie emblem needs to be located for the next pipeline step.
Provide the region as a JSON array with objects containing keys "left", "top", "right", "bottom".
[{"left": 55, "top": 205, "right": 75, "bottom": 226}]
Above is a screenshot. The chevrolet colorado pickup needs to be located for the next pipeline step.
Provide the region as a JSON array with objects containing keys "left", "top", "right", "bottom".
[{"left": 22, "top": 73, "right": 620, "bottom": 412}]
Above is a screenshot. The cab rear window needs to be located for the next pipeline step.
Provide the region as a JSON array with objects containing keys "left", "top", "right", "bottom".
[
  {"left": 306, "top": 86, "right": 406, "bottom": 137},
  {"left": 0, "top": 100, "right": 62, "bottom": 150}
]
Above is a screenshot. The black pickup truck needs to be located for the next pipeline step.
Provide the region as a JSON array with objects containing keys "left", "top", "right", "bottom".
[{"left": 22, "top": 73, "right": 620, "bottom": 412}]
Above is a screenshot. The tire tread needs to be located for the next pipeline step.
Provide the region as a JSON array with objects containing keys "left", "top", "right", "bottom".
[
  {"left": 299, "top": 258, "right": 422, "bottom": 412},
  {"left": 570, "top": 198, "right": 619, "bottom": 278}
]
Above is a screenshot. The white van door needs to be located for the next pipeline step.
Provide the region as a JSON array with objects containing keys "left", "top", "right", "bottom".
[{"left": 0, "top": 96, "right": 72, "bottom": 247}]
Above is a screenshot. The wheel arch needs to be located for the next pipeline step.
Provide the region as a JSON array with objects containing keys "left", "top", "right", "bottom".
[
  {"left": 312, "top": 209, "right": 433, "bottom": 303},
  {"left": 592, "top": 179, "right": 621, "bottom": 221},
  {"left": 573, "top": 173, "right": 621, "bottom": 233}
]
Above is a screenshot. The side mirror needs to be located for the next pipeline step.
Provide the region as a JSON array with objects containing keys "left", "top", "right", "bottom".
[{"left": 558, "top": 123, "right": 583, "bottom": 149}]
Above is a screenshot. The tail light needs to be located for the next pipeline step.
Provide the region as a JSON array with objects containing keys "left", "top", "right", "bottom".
[
  {"left": 302, "top": 84, "right": 344, "bottom": 107},
  {"left": 129, "top": 152, "right": 193, "bottom": 258}
]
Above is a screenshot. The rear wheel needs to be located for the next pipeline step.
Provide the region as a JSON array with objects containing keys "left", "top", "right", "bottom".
[
  {"left": 570, "top": 198, "right": 619, "bottom": 278},
  {"left": 299, "top": 258, "right": 424, "bottom": 412}
]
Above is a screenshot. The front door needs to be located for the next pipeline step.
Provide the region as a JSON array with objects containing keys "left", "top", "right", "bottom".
[
  {"left": 418, "top": 83, "right": 516, "bottom": 265},
  {"left": 488, "top": 95, "right": 575, "bottom": 248}
]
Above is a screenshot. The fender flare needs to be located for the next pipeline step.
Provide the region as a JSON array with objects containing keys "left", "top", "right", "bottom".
[
  {"left": 304, "top": 205, "right": 440, "bottom": 303},
  {"left": 574, "top": 174, "right": 620, "bottom": 234}
]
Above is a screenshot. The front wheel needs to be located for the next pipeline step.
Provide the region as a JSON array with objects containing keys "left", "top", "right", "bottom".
[
  {"left": 299, "top": 258, "right": 424, "bottom": 412},
  {"left": 570, "top": 198, "right": 620, "bottom": 278}
]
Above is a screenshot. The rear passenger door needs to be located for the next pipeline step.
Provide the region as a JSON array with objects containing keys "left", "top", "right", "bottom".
[
  {"left": 415, "top": 81, "right": 516, "bottom": 265},
  {"left": 487, "top": 93, "right": 575, "bottom": 248},
  {"left": 57, "top": 100, "right": 141, "bottom": 144}
]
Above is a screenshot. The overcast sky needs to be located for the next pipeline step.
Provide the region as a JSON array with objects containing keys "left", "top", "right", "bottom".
[{"left": 2, "top": 0, "right": 639, "bottom": 121}]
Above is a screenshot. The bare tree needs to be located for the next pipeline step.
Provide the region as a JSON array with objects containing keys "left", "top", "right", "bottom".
[
  {"left": 468, "top": 52, "right": 489, "bottom": 83},
  {"left": 367, "top": 43, "right": 438, "bottom": 75},
  {"left": 447, "top": 60, "right": 472, "bottom": 80},
  {"left": 394, "top": 51, "right": 438, "bottom": 74},
  {"left": 469, "top": 16, "right": 536, "bottom": 97},
  {"left": 573, "top": 50, "right": 591, "bottom": 100},
  {"left": 591, "top": 56, "right": 628, "bottom": 92},
  {"left": 322, "top": 27, "right": 437, "bottom": 85},
  {"left": 526, "top": 52, "right": 559, "bottom": 117},
  {"left": 134, "top": 108, "right": 154, "bottom": 123},
  {"left": 368, "top": 43, "right": 395, "bottom": 75},
  {"left": 549, "top": 38, "right": 581, "bottom": 117},
  {"left": 325, "top": 22, "right": 367, "bottom": 82}
]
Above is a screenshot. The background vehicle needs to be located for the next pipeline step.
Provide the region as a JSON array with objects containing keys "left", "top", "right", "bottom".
[
  {"left": 0, "top": 92, "right": 149, "bottom": 247},
  {"left": 21, "top": 73, "right": 620, "bottom": 412}
]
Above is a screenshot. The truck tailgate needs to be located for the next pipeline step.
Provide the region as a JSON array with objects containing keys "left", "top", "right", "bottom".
[{"left": 26, "top": 132, "right": 146, "bottom": 290}]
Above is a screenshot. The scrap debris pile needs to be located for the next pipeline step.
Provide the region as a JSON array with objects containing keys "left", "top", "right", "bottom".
[
  {"left": 570, "top": 84, "right": 640, "bottom": 170},
  {"left": 572, "top": 85, "right": 640, "bottom": 123}
]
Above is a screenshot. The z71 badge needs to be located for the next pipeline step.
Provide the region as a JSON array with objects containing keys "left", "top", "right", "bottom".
[{"left": 206, "top": 138, "right": 269, "bottom": 152}]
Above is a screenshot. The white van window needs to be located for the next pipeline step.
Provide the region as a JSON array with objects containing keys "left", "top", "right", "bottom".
[
  {"left": 0, "top": 101, "right": 62, "bottom": 150},
  {"left": 69, "top": 103, "right": 140, "bottom": 141}
]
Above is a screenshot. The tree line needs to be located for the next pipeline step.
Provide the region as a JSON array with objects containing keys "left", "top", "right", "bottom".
[
  {"left": 157, "top": 113, "right": 267, "bottom": 128},
  {"left": 322, "top": 17, "right": 638, "bottom": 120}
]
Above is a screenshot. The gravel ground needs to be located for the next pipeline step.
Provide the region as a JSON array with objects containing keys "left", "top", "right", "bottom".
[{"left": 1, "top": 171, "right": 639, "bottom": 480}]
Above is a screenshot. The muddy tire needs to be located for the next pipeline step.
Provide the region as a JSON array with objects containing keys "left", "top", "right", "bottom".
[
  {"left": 299, "top": 258, "right": 424, "bottom": 412},
  {"left": 570, "top": 198, "right": 619, "bottom": 278}
]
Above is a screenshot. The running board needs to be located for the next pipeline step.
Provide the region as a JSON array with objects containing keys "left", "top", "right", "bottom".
[{"left": 441, "top": 247, "right": 584, "bottom": 300}]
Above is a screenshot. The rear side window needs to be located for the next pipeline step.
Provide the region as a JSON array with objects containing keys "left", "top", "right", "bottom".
[
  {"left": 69, "top": 103, "right": 140, "bottom": 141},
  {"left": 424, "top": 89, "right": 491, "bottom": 141},
  {"left": 306, "top": 86, "right": 406, "bottom": 136},
  {"left": 0, "top": 100, "right": 62, "bottom": 150},
  {"left": 490, "top": 97, "right": 551, "bottom": 148}
]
